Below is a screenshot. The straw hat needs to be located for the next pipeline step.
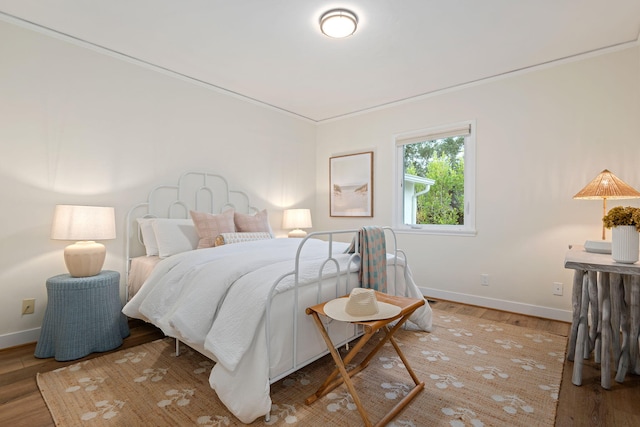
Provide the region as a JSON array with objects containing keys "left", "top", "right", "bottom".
[{"left": 323, "top": 288, "right": 401, "bottom": 322}]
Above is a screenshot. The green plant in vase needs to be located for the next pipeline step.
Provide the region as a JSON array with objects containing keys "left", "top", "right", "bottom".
[
  {"left": 603, "top": 206, "right": 640, "bottom": 264},
  {"left": 602, "top": 206, "right": 640, "bottom": 231}
]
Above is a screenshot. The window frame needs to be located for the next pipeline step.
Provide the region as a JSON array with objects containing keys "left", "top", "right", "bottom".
[{"left": 393, "top": 120, "right": 476, "bottom": 236}]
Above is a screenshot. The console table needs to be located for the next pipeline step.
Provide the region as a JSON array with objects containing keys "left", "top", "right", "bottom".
[
  {"left": 34, "top": 270, "right": 130, "bottom": 361},
  {"left": 564, "top": 246, "right": 640, "bottom": 389}
]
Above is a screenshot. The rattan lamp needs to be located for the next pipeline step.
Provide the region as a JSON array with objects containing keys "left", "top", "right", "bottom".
[
  {"left": 51, "top": 205, "right": 116, "bottom": 277},
  {"left": 573, "top": 169, "right": 640, "bottom": 241}
]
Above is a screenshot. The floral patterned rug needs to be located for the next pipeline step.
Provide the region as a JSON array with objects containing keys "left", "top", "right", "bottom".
[{"left": 37, "top": 308, "right": 567, "bottom": 426}]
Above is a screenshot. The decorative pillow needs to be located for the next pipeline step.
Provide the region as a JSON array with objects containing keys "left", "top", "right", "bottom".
[
  {"left": 214, "top": 232, "right": 273, "bottom": 247},
  {"left": 190, "top": 209, "right": 236, "bottom": 249},
  {"left": 234, "top": 209, "right": 273, "bottom": 236},
  {"left": 151, "top": 218, "right": 200, "bottom": 258},
  {"left": 137, "top": 218, "right": 159, "bottom": 256}
]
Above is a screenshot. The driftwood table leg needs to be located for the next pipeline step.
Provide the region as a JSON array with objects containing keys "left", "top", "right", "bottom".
[
  {"left": 629, "top": 276, "right": 640, "bottom": 375},
  {"left": 568, "top": 270, "right": 584, "bottom": 362},
  {"left": 588, "top": 271, "right": 599, "bottom": 361},
  {"left": 616, "top": 276, "right": 631, "bottom": 383},
  {"left": 610, "top": 273, "right": 623, "bottom": 369},
  {"left": 600, "top": 272, "right": 611, "bottom": 389},
  {"left": 573, "top": 273, "right": 591, "bottom": 386}
]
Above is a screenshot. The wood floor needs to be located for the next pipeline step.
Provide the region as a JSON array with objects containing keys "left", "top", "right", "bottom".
[{"left": 1, "top": 301, "right": 638, "bottom": 426}]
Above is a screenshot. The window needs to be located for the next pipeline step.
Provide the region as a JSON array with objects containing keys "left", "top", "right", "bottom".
[{"left": 394, "top": 121, "right": 476, "bottom": 235}]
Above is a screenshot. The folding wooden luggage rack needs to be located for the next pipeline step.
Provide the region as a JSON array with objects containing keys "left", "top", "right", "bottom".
[{"left": 305, "top": 292, "right": 425, "bottom": 427}]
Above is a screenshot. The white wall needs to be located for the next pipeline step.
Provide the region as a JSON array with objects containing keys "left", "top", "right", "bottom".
[
  {"left": 315, "top": 45, "right": 640, "bottom": 321},
  {"left": 2, "top": 17, "right": 638, "bottom": 350},
  {"left": 0, "top": 21, "right": 317, "bottom": 348}
]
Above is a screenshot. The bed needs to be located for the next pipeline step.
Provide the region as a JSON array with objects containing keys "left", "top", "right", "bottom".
[{"left": 121, "top": 171, "right": 433, "bottom": 423}]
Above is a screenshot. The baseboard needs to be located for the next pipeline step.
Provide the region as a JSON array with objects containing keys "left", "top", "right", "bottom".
[
  {"left": 0, "top": 327, "right": 40, "bottom": 350},
  {"left": 419, "top": 287, "right": 573, "bottom": 323}
]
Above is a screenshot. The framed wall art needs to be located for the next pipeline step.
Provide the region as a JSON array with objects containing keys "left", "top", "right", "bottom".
[{"left": 330, "top": 151, "right": 373, "bottom": 217}]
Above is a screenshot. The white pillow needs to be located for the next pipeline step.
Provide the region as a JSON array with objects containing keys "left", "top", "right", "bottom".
[
  {"left": 137, "top": 218, "right": 159, "bottom": 256},
  {"left": 151, "top": 218, "right": 199, "bottom": 258}
]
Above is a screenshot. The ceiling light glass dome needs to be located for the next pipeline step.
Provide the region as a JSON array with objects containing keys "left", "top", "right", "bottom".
[{"left": 320, "top": 9, "right": 358, "bottom": 38}]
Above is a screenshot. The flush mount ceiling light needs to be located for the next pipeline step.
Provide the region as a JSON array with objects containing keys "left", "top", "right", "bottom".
[{"left": 320, "top": 9, "right": 358, "bottom": 38}]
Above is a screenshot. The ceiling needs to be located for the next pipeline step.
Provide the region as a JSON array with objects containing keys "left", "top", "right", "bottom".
[{"left": 1, "top": 1, "right": 639, "bottom": 122}]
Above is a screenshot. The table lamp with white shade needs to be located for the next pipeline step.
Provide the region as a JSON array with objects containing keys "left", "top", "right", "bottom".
[
  {"left": 51, "top": 205, "right": 116, "bottom": 277},
  {"left": 282, "top": 208, "right": 312, "bottom": 238}
]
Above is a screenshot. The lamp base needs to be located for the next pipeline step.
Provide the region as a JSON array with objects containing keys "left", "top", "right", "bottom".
[
  {"left": 584, "top": 240, "right": 612, "bottom": 254},
  {"left": 288, "top": 229, "right": 308, "bottom": 238},
  {"left": 64, "top": 241, "right": 106, "bottom": 277}
]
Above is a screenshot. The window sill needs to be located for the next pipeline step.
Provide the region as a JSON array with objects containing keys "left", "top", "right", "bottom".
[{"left": 392, "top": 227, "right": 477, "bottom": 237}]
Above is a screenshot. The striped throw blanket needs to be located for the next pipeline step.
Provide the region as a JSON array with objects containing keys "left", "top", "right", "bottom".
[{"left": 347, "top": 226, "right": 387, "bottom": 292}]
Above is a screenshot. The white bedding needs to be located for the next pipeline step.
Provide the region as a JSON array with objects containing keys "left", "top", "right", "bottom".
[
  {"left": 122, "top": 237, "right": 432, "bottom": 423},
  {"left": 127, "top": 255, "right": 162, "bottom": 298}
]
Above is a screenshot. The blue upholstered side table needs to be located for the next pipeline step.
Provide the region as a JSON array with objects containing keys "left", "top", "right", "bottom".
[{"left": 34, "top": 270, "right": 130, "bottom": 361}]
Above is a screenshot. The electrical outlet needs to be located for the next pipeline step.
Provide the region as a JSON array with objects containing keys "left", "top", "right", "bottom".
[
  {"left": 22, "top": 298, "right": 35, "bottom": 315},
  {"left": 480, "top": 274, "right": 489, "bottom": 286},
  {"left": 553, "top": 282, "right": 563, "bottom": 296}
]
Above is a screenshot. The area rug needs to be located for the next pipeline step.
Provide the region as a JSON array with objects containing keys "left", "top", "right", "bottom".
[{"left": 37, "top": 308, "right": 567, "bottom": 426}]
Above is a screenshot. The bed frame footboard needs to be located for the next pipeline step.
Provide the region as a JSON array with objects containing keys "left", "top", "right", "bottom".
[{"left": 264, "top": 227, "right": 409, "bottom": 384}]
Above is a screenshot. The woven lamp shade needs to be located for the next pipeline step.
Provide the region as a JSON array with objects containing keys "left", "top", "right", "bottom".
[
  {"left": 573, "top": 169, "right": 640, "bottom": 241},
  {"left": 573, "top": 169, "right": 640, "bottom": 200}
]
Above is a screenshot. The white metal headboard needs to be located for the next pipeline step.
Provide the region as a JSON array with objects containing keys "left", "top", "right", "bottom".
[{"left": 125, "top": 171, "right": 259, "bottom": 282}]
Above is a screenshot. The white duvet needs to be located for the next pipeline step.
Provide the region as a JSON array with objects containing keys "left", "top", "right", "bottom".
[{"left": 123, "top": 238, "right": 432, "bottom": 423}]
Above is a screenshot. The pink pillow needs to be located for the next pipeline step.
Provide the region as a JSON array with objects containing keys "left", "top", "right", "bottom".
[
  {"left": 234, "top": 209, "right": 273, "bottom": 235},
  {"left": 190, "top": 209, "right": 236, "bottom": 249}
]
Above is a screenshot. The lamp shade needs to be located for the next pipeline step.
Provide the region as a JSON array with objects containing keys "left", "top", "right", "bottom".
[
  {"left": 51, "top": 205, "right": 116, "bottom": 241},
  {"left": 573, "top": 169, "right": 640, "bottom": 200},
  {"left": 573, "top": 169, "right": 640, "bottom": 241},
  {"left": 51, "top": 205, "right": 116, "bottom": 277},
  {"left": 282, "top": 209, "right": 312, "bottom": 238}
]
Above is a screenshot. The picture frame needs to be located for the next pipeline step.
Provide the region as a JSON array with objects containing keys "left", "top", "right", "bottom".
[{"left": 330, "top": 151, "right": 373, "bottom": 217}]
